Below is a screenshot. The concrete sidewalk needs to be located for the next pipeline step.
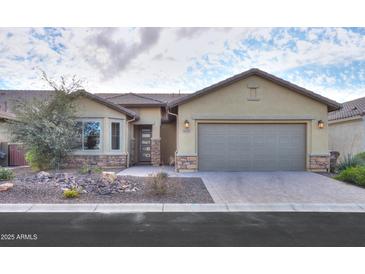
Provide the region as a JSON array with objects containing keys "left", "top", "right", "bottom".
[{"left": 1, "top": 203, "right": 365, "bottom": 213}]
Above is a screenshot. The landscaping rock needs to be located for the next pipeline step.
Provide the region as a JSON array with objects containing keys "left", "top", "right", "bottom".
[
  {"left": 16, "top": 170, "right": 141, "bottom": 196},
  {"left": 102, "top": 171, "right": 116, "bottom": 183},
  {"left": 54, "top": 174, "right": 140, "bottom": 195},
  {"left": 0, "top": 182, "right": 14, "bottom": 192},
  {"left": 37, "top": 171, "right": 53, "bottom": 180}
]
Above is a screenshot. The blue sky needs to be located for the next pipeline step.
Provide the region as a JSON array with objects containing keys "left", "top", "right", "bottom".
[{"left": 0, "top": 27, "right": 365, "bottom": 102}]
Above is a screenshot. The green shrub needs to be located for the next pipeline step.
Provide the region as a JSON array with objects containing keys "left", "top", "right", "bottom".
[
  {"left": 0, "top": 168, "right": 15, "bottom": 181},
  {"left": 79, "top": 164, "right": 103, "bottom": 174},
  {"left": 336, "top": 154, "right": 363, "bottom": 172},
  {"left": 151, "top": 172, "right": 169, "bottom": 195},
  {"left": 25, "top": 148, "right": 50, "bottom": 171},
  {"left": 8, "top": 72, "right": 81, "bottom": 170},
  {"left": 79, "top": 164, "right": 91, "bottom": 174},
  {"left": 354, "top": 152, "right": 365, "bottom": 164},
  {"left": 335, "top": 166, "right": 365, "bottom": 186},
  {"left": 63, "top": 187, "right": 80, "bottom": 198},
  {"left": 92, "top": 166, "right": 103, "bottom": 174}
]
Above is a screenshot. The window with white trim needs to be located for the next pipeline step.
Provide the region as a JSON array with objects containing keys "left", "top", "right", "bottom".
[
  {"left": 73, "top": 120, "right": 102, "bottom": 150},
  {"left": 111, "top": 122, "right": 121, "bottom": 150}
]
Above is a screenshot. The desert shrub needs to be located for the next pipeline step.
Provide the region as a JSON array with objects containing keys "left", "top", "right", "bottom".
[
  {"left": 63, "top": 187, "right": 80, "bottom": 198},
  {"left": 8, "top": 72, "right": 82, "bottom": 170},
  {"left": 336, "top": 154, "right": 363, "bottom": 172},
  {"left": 92, "top": 166, "right": 103, "bottom": 174},
  {"left": 79, "top": 164, "right": 91, "bottom": 174},
  {"left": 151, "top": 171, "right": 169, "bottom": 195},
  {"left": 335, "top": 166, "right": 365, "bottom": 186},
  {"left": 354, "top": 152, "right": 365, "bottom": 164},
  {"left": 25, "top": 148, "right": 50, "bottom": 171},
  {"left": 79, "top": 164, "right": 103, "bottom": 174},
  {"left": 0, "top": 168, "right": 15, "bottom": 181}
]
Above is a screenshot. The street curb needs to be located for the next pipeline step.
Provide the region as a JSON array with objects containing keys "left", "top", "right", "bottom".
[{"left": 1, "top": 203, "right": 365, "bottom": 213}]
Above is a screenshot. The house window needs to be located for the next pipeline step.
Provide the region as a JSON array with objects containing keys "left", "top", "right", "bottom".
[
  {"left": 73, "top": 120, "right": 102, "bottom": 150},
  {"left": 111, "top": 122, "right": 121, "bottom": 150}
]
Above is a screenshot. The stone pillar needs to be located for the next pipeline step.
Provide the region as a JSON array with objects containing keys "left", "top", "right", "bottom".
[
  {"left": 151, "top": 139, "right": 161, "bottom": 166},
  {"left": 309, "top": 154, "right": 330, "bottom": 172},
  {"left": 175, "top": 155, "right": 198, "bottom": 172}
]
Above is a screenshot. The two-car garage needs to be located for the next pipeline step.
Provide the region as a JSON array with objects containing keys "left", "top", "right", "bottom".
[
  {"left": 198, "top": 123, "right": 306, "bottom": 171},
  {"left": 171, "top": 69, "right": 341, "bottom": 173}
]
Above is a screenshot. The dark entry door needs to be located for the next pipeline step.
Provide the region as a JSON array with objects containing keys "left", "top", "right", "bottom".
[{"left": 139, "top": 127, "right": 152, "bottom": 162}]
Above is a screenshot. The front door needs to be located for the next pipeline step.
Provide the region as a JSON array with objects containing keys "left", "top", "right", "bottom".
[{"left": 139, "top": 127, "right": 152, "bottom": 162}]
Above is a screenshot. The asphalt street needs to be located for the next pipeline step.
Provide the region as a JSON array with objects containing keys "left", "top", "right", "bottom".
[{"left": 1, "top": 212, "right": 365, "bottom": 246}]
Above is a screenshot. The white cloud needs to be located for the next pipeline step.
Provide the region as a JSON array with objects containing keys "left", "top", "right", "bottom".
[{"left": 0, "top": 27, "right": 365, "bottom": 102}]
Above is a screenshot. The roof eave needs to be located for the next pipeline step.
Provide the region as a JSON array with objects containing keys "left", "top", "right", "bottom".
[
  {"left": 167, "top": 69, "right": 342, "bottom": 112},
  {"left": 117, "top": 103, "right": 166, "bottom": 108},
  {"left": 328, "top": 114, "right": 364, "bottom": 123},
  {"left": 72, "top": 90, "right": 138, "bottom": 119}
]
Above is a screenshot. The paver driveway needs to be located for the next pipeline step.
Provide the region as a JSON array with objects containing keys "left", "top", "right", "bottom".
[
  {"left": 119, "top": 167, "right": 365, "bottom": 204},
  {"left": 198, "top": 171, "right": 365, "bottom": 204}
]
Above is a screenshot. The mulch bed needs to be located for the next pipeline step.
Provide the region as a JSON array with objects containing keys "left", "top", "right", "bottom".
[{"left": 0, "top": 168, "right": 213, "bottom": 204}]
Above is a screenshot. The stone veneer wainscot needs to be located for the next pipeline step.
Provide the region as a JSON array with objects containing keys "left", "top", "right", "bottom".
[
  {"left": 63, "top": 154, "right": 128, "bottom": 168},
  {"left": 309, "top": 155, "right": 330, "bottom": 172},
  {"left": 175, "top": 155, "right": 198, "bottom": 172}
]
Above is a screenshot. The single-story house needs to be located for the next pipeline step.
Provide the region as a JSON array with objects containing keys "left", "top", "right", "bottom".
[
  {"left": 329, "top": 96, "right": 365, "bottom": 159},
  {"left": 0, "top": 68, "right": 341, "bottom": 172}
]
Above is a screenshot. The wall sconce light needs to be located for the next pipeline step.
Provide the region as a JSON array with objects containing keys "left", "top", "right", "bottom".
[
  {"left": 184, "top": 120, "right": 190, "bottom": 129},
  {"left": 318, "top": 120, "right": 325, "bottom": 129}
]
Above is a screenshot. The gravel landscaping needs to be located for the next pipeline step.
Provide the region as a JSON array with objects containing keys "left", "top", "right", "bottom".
[{"left": 0, "top": 168, "right": 213, "bottom": 204}]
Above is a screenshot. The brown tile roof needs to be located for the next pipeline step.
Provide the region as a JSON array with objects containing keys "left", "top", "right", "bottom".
[
  {"left": 167, "top": 68, "right": 342, "bottom": 112},
  {"left": 329, "top": 96, "right": 365, "bottom": 121},
  {"left": 100, "top": 93, "right": 165, "bottom": 106},
  {"left": 137, "top": 93, "right": 189, "bottom": 103},
  {"left": 0, "top": 89, "right": 189, "bottom": 110},
  {"left": 0, "top": 89, "right": 138, "bottom": 119},
  {"left": 96, "top": 92, "right": 189, "bottom": 105},
  {"left": 0, "top": 90, "right": 54, "bottom": 112},
  {"left": 71, "top": 90, "right": 138, "bottom": 119}
]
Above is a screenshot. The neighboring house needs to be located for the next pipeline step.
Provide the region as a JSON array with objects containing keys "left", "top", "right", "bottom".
[
  {"left": 0, "top": 110, "right": 17, "bottom": 167},
  {"left": 0, "top": 68, "right": 341, "bottom": 172},
  {"left": 0, "top": 110, "right": 16, "bottom": 143},
  {"left": 329, "top": 96, "right": 365, "bottom": 159}
]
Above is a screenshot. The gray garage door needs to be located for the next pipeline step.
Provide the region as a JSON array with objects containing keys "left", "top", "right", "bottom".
[{"left": 198, "top": 123, "right": 306, "bottom": 171}]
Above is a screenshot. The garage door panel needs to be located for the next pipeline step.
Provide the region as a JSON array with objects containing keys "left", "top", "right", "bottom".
[{"left": 198, "top": 123, "right": 306, "bottom": 171}]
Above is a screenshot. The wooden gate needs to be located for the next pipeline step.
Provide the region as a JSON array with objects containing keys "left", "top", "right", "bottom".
[{"left": 8, "top": 144, "right": 27, "bottom": 166}]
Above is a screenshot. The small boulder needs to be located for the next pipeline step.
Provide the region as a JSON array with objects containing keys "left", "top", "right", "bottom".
[
  {"left": 102, "top": 171, "right": 116, "bottom": 183},
  {"left": 37, "top": 171, "right": 52, "bottom": 179},
  {"left": 0, "top": 182, "right": 14, "bottom": 192}
]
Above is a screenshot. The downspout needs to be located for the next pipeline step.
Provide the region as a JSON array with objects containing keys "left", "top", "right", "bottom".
[
  {"left": 126, "top": 116, "right": 137, "bottom": 168},
  {"left": 167, "top": 107, "right": 178, "bottom": 118}
]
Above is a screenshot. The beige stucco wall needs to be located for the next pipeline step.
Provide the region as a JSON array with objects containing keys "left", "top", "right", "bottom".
[
  {"left": 177, "top": 75, "right": 330, "bottom": 168},
  {"left": 129, "top": 107, "right": 161, "bottom": 139},
  {"left": 73, "top": 96, "right": 128, "bottom": 155},
  {"left": 329, "top": 117, "right": 365, "bottom": 160},
  {"left": 160, "top": 122, "right": 176, "bottom": 165}
]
